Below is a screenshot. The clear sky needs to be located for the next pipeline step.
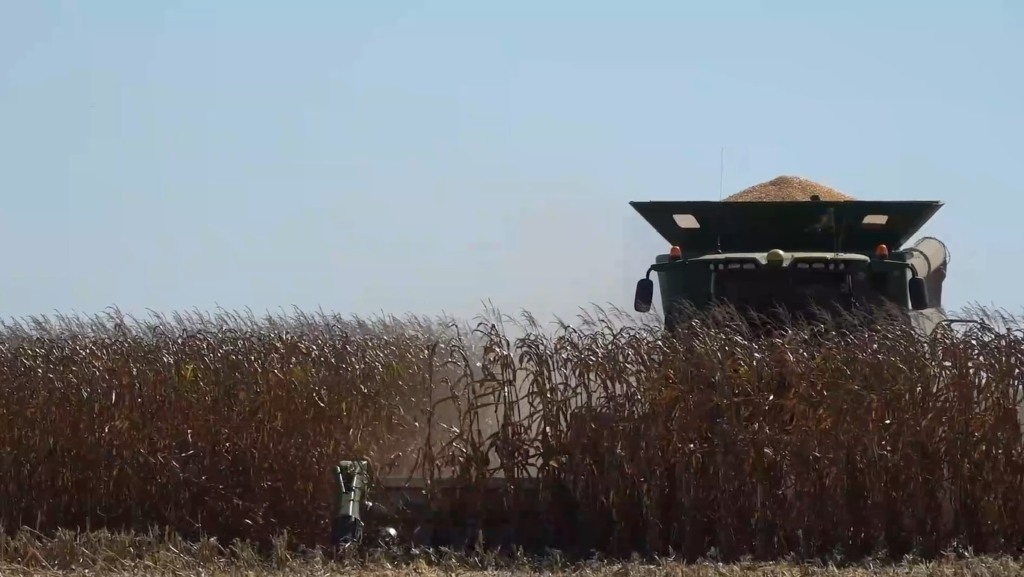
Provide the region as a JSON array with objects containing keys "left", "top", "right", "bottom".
[{"left": 1, "top": 1, "right": 1021, "bottom": 323}]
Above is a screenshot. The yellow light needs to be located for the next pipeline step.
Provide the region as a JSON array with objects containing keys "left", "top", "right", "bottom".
[
  {"left": 766, "top": 249, "right": 785, "bottom": 264},
  {"left": 669, "top": 245, "right": 682, "bottom": 260},
  {"left": 875, "top": 244, "right": 889, "bottom": 259}
]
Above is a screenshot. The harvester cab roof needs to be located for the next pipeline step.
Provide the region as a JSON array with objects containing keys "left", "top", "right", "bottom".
[
  {"left": 629, "top": 199, "right": 943, "bottom": 254},
  {"left": 630, "top": 198, "right": 947, "bottom": 329}
]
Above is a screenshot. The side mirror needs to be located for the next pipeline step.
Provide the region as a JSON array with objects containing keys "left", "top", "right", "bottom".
[
  {"left": 634, "top": 278, "right": 654, "bottom": 313},
  {"left": 909, "top": 277, "right": 929, "bottom": 310}
]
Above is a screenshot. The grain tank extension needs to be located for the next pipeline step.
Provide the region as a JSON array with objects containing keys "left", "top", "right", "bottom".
[{"left": 630, "top": 198, "right": 949, "bottom": 333}]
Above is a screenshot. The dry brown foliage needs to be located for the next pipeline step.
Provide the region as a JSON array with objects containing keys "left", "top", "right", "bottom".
[
  {"left": 1, "top": 304, "right": 1023, "bottom": 562},
  {"left": 2, "top": 527, "right": 1023, "bottom": 576}
]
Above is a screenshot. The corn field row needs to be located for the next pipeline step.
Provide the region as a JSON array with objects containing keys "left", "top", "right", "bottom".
[{"left": 1, "top": 304, "right": 1023, "bottom": 561}]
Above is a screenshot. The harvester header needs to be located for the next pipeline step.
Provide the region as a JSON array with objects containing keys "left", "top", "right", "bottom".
[{"left": 630, "top": 199, "right": 943, "bottom": 254}]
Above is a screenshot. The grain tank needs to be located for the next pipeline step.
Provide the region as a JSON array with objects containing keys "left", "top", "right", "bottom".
[{"left": 630, "top": 198, "right": 949, "bottom": 334}]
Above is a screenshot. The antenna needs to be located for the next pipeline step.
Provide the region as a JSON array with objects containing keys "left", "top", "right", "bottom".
[
  {"left": 718, "top": 147, "right": 724, "bottom": 201},
  {"left": 716, "top": 147, "right": 724, "bottom": 253}
]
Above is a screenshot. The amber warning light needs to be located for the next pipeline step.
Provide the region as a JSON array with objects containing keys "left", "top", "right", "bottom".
[
  {"left": 875, "top": 244, "right": 889, "bottom": 259},
  {"left": 669, "top": 246, "right": 682, "bottom": 260}
]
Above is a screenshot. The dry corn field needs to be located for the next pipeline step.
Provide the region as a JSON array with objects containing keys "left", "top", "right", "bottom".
[
  {"left": 2, "top": 304, "right": 1024, "bottom": 567},
  {"left": 2, "top": 528, "right": 1024, "bottom": 577}
]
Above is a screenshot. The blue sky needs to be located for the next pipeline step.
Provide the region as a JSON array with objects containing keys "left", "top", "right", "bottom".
[{"left": 1, "top": 1, "right": 1021, "bottom": 323}]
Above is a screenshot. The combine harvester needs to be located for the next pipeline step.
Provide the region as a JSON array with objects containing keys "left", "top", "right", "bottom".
[
  {"left": 630, "top": 196, "right": 950, "bottom": 336},
  {"left": 330, "top": 191, "right": 952, "bottom": 552}
]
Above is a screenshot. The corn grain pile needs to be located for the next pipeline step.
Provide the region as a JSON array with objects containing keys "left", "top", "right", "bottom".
[
  {"left": 725, "top": 175, "right": 856, "bottom": 202},
  {"left": 2, "top": 305, "right": 1023, "bottom": 562}
]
